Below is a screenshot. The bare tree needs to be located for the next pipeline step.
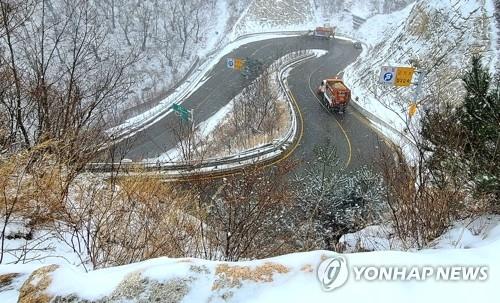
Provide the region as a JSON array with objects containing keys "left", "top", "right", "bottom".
[
  {"left": 0, "top": 0, "right": 137, "bottom": 170},
  {"left": 168, "top": 116, "right": 210, "bottom": 164},
  {"left": 166, "top": 0, "right": 210, "bottom": 58},
  {"left": 231, "top": 68, "right": 279, "bottom": 143},
  {"left": 192, "top": 160, "right": 297, "bottom": 261},
  {"left": 136, "top": 1, "right": 152, "bottom": 51},
  {"left": 0, "top": 0, "right": 35, "bottom": 148}
]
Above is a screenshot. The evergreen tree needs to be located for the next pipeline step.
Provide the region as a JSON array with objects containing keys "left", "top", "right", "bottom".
[
  {"left": 460, "top": 55, "right": 499, "bottom": 197},
  {"left": 421, "top": 55, "right": 499, "bottom": 204}
]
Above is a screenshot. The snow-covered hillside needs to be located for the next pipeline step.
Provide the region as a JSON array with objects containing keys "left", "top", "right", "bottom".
[
  {"left": 3, "top": 218, "right": 499, "bottom": 303},
  {"left": 1, "top": 1, "right": 498, "bottom": 302},
  {"left": 343, "top": 0, "right": 498, "bottom": 158},
  {"left": 232, "top": 0, "right": 414, "bottom": 36}
]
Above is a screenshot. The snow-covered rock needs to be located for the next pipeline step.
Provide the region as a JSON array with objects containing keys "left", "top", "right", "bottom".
[{"left": 3, "top": 223, "right": 499, "bottom": 303}]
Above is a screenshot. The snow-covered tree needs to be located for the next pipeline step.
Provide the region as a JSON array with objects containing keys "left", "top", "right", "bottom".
[
  {"left": 460, "top": 55, "right": 499, "bottom": 198},
  {"left": 422, "top": 55, "right": 499, "bottom": 204},
  {"left": 293, "top": 141, "right": 386, "bottom": 250}
]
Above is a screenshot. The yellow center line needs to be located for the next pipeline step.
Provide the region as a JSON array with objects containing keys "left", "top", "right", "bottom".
[
  {"left": 335, "top": 119, "right": 352, "bottom": 167},
  {"left": 171, "top": 87, "right": 305, "bottom": 182},
  {"left": 262, "top": 90, "right": 304, "bottom": 167},
  {"left": 307, "top": 65, "right": 352, "bottom": 168}
]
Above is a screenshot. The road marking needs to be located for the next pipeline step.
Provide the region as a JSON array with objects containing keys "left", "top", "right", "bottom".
[
  {"left": 264, "top": 90, "right": 304, "bottom": 167},
  {"left": 170, "top": 89, "right": 305, "bottom": 182},
  {"left": 307, "top": 64, "right": 352, "bottom": 168},
  {"left": 250, "top": 41, "right": 274, "bottom": 57}
]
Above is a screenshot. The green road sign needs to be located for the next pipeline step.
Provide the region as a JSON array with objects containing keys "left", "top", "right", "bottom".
[
  {"left": 172, "top": 103, "right": 189, "bottom": 115},
  {"left": 172, "top": 103, "right": 191, "bottom": 121}
]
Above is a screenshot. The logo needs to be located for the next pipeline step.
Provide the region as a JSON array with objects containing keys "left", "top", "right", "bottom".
[
  {"left": 317, "top": 255, "right": 349, "bottom": 291},
  {"left": 383, "top": 72, "right": 393, "bottom": 82},
  {"left": 316, "top": 254, "right": 487, "bottom": 291}
]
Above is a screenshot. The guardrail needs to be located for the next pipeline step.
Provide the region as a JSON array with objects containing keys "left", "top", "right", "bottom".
[
  {"left": 88, "top": 31, "right": 384, "bottom": 178},
  {"left": 86, "top": 52, "right": 316, "bottom": 177},
  {"left": 348, "top": 96, "right": 417, "bottom": 148},
  {"left": 106, "top": 31, "right": 309, "bottom": 146}
]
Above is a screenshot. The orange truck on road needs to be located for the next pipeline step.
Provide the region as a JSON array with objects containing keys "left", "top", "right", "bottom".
[
  {"left": 317, "top": 77, "right": 351, "bottom": 114},
  {"left": 312, "top": 26, "right": 336, "bottom": 40}
]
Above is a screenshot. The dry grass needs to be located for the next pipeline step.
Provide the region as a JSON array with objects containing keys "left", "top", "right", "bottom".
[
  {"left": 300, "top": 264, "right": 314, "bottom": 273},
  {"left": 407, "top": 6, "right": 430, "bottom": 37},
  {"left": 205, "top": 101, "right": 290, "bottom": 159},
  {"left": 0, "top": 273, "right": 20, "bottom": 291},
  {"left": 18, "top": 265, "right": 58, "bottom": 303},
  {"left": 212, "top": 262, "right": 289, "bottom": 290},
  {"left": 61, "top": 174, "right": 202, "bottom": 268}
]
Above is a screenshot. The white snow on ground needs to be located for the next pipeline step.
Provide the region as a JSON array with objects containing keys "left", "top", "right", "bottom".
[
  {"left": 2, "top": 1, "right": 499, "bottom": 302},
  {"left": 106, "top": 0, "right": 233, "bottom": 118},
  {"left": 231, "top": 0, "right": 414, "bottom": 39},
  {"left": 231, "top": 0, "right": 351, "bottom": 38},
  {"left": 343, "top": 0, "right": 498, "bottom": 161},
  {"left": 1, "top": 218, "right": 499, "bottom": 302},
  {"left": 0, "top": 219, "right": 85, "bottom": 268},
  {"left": 107, "top": 33, "right": 302, "bottom": 141},
  {"left": 485, "top": 0, "right": 499, "bottom": 74},
  {"left": 340, "top": 215, "right": 500, "bottom": 252},
  {"left": 198, "top": 0, "right": 231, "bottom": 58}
]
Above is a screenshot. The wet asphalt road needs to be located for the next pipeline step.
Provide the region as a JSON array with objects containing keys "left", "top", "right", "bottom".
[{"left": 112, "top": 35, "right": 387, "bottom": 170}]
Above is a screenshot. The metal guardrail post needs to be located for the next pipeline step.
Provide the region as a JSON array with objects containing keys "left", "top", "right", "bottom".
[{"left": 88, "top": 51, "right": 315, "bottom": 177}]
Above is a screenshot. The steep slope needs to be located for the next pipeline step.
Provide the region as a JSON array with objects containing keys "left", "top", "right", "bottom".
[
  {"left": 343, "top": 0, "right": 497, "bottom": 153},
  {"left": 232, "top": 0, "right": 415, "bottom": 36},
  {"left": 232, "top": 0, "right": 316, "bottom": 35}
]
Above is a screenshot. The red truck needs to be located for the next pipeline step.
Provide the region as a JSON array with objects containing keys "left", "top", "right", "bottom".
[
  {"left": 317, "top": 77, "right": 351, "bottom": 113},
  {"left": 312, "top": 26, "right": 336, "bottom": 40}
]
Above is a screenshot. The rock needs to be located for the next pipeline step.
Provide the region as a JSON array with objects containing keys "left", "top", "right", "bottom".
[
  {"left": 18, "top": 265, "right": 59, "bottom": 303},
  {"left": 0, "top": 273, "right": 20, "bottom": 292}
]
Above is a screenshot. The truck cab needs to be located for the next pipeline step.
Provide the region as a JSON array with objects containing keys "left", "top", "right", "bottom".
[{"left": 312, "top": 26, "right": 336, "bottom": 40}]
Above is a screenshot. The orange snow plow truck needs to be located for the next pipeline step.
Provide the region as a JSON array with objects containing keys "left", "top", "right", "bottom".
[
  {"left": 312, "top": 26, "right": 336, "bottom": 39},
  {"left": 317, "top": 77, "right": 351, "bottom": 113}
]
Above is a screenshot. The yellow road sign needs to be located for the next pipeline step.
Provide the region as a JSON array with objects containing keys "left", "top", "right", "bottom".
[
  {"left": 395, "top": 67, "right": 415, "bottom": 87},
  {"left": 234, "top": 58, "right": 245, "bottom": 71},
  {"left": 409, "top": 102, "right": 418, "bottom": 118}
]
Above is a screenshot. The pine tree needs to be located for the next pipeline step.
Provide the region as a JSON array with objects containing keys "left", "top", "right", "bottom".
[{"left": 460, "top": 55, "right": 499, "bottom": 197}]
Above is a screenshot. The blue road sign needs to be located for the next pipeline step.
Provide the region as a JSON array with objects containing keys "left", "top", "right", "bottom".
[
  {"left": 379, "top": 66, "right": 396, "bottom": 85},
  {"left": 384, "top": 72, "right": 393, "bottom": 82},
  {"left": 227, "top": 58, "right": 235, "bottom": 69}
]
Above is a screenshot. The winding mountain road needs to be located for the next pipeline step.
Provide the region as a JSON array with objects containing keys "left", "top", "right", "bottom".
[{"left": 112, "top": 35, "right": 387, "bottom": 171}]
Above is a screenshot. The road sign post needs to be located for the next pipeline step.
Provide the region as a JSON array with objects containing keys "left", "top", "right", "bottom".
[
  {"left": 379, "top": 65, "right": 424, "bottom": 120},
  {"left": 172, "top": 103, "right": 191, "bottom": 122},
  {"left": 190, "top": 109, "right": 195, "bottom": 132},
  {"left": 234, "top": 58, "right": 245, "bottom": 71}
]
